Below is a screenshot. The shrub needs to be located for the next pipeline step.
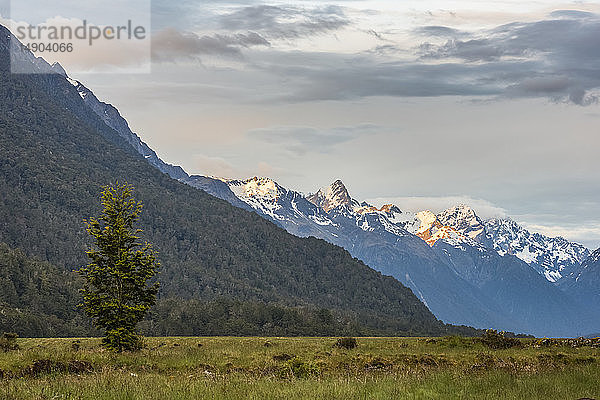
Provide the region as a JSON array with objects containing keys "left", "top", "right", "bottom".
[
  {"left": 273, "top": 353, "right": 294, "bottom": 362},
  {"left": 334, "top": 337, "right": 358, "bottom": 350},
  {"left": 283, "top": 357, "right": 320, "bottom": 379},
  {"left": 0, "top": 332, "right": 19, "bottom": 352},
  {"left": 479, "top": 329, "right": 522, "bottom": 349}
]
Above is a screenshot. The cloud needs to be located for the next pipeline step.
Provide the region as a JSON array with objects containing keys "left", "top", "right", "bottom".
[
  {"left": 142, "top": 5, "right": 600, "bottom": 106},
  {"left": 250, "top": 51, "right": 508, "bottom": 102},
  {"left": 196, "top": 9, "right": 595, "bottom": 105},
  {"left": 199, "top": 8, "right": 600, "bottom": 105},
  {"left": 415, "top": 12, "right": 600, "bottom": 105},
  {"left": 218, "top": 5, "right": 350, "bottom": 39},
  {"left": 549, "top": 10, "right": 596, "bottom": 20},
  {"left": 247, "top": 124, "right": 380, "bottom": 156},
  {"left": 193, "top": 154, "right": 237, "bottom": 178},
  {"left": 152, "top": 28, "right": 269, "bottom": 61},
  {"left": 414, "top": 25, "right": 468, "bottom": 38},
  {"left": 365, "top": 196, "right": 507, "bottom": 220},
  {"left": 419, "top": 38, "right": 510, "bottom": 62}
]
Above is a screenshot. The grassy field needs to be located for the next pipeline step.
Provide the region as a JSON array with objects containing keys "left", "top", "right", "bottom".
[{"left": 1, "top": 336, "right": 599, "bottom": 400}]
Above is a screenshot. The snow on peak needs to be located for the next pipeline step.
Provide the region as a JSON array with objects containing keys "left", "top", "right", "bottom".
[
  {"left": 355, "top": 203, "right": 401, "bottom": 215},
  {"left": 66, "top": 77, "right": 88, "bottom": 100},
  {"left": 398, "top": 209, "right": 475, "bottom": 248},
  {"left": 427, "top": 226, "right": 470, "bottom": 247},
  {"left": 590, "top": 249, "right": 600, "bottom": 263},
  {"left": 232, "top": 177, "right": 280, "bottom": 202},
  {"left": 307, "top": 179, "right": 355, "bottom": 212},
  {"left": 415, "top": 210, "right": 441, "bottom": 235},
  {"left": 484, "top": 217, "right": 590, "bottom": 282},
  {"left": 437, "top": 204, "right": 486, "bottom": 241}
]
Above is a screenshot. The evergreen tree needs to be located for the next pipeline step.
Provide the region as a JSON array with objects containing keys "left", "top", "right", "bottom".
[{"left": 80, "top": 183, "right": 159, "bottom": 352}]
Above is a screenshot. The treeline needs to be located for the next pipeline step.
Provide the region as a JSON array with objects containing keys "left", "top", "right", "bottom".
[{"left": 0, "top": 243, "right": 481, "bottom": 337}]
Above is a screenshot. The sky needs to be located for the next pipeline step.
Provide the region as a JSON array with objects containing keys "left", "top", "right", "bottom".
[{"left": 1, "top": 0, "right": 599, "bottom": 248}]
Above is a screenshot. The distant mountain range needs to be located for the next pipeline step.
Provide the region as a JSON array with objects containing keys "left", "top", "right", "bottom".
[
  {"left": 2, "top": 23, "right": 597, "bottom": 337},
  {"left": 179, "top": 176, "right": 596, "bottom": 337}
]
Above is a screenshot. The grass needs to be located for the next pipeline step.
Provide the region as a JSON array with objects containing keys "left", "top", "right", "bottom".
[{"left": 1, "top": 336, "right": 599, "bottom": 399}]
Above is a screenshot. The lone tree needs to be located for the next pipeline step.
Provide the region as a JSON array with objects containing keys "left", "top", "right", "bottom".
[{"left": 80, "top": 182, "right": 159, "bottom": 352}]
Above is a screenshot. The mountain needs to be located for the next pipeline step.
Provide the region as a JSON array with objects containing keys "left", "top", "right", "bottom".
[
  {"left": 307, "top": 180, "right": 358, "bottom": 212},
  {"left": 437, "top": 205, "right": 488, "bottom": 243},
  {"left": 561, "top": 249, "right": 600, "bottom": 308},
  {"left": 65, "top": 78, "right": 188, "bottom": 181},
  {"left": 192, "top": 176, "right": 598, "bottom": 336},
  {"left": 402, "top": 209, "right": 476, "bottom": 247},
  {"left": 62, "top": 55, "right": 592, "bottom": 336},
  {"left": 484, "top": 218, "right": 590, "bottom": 282},
  {"left": 0, "top": 24, "right": 458, "bottom": 337},
  {"left": 429, "top": 208, "right": 590, "bottom": 283}
]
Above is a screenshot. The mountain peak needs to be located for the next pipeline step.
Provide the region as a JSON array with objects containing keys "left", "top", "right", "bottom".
[
  {"left": 591, "top": 248, "right": 600, "bottom": 263},
  {"left": 438, "top": 204, "right": 486, "bottom": 241},
  {"left": 307, "top": 179, "right": 354, "bottom": 212},
  {"left": 230, "top": 177, "right": 281, "bottom": 202}
]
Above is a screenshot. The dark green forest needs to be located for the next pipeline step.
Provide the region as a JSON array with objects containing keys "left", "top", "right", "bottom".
[
  {"left": 0, "top": 243, "right": 478, "bottom": 337},
  {"left": 0, "top": 27, "right": 477, "bottom": 338}
]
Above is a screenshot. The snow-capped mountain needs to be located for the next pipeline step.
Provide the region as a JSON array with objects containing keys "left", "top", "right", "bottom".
[
  {"left": 186, "top": 176, "right": 597, "bottom": 337},
  {"left": 484, "top": 218, "right": 590, "bottom": 283},
  {"left": 438, "top": 205, "right": 488, "bottom": 243},
  {"left": 402, "top": 209, "right": 479, "bottom": 248},
  {"left": 307, "top": 179, "right": 359, "bottom": 212},
  {"left": 413, "top": 205, "right": 590, "bottom": 284}
]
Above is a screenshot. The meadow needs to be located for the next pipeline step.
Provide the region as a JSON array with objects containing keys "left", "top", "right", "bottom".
[{"left": 1, "top": 336, "right": 598, "bottom": 400}]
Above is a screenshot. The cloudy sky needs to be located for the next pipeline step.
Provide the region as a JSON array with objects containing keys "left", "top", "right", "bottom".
[{"left": 2, "top": 0, "right": 600, "bottom": 248}]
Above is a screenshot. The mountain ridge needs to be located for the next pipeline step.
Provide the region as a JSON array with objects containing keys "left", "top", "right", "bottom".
[{"left": 185, "top": 176, "right": 598, "bottom": 336}]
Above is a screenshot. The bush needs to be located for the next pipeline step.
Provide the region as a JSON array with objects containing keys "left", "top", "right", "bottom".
[
  {"left": 479, "top": 329, "right": 522, "bottom": 349},
  {"left": 283, "top": 357, "right": 320, "bottom": 379},
  {"left": 0, "top": 332, "right": 19, "bottom": 352},
  {"left": 334, "top": 337, "right": 358, "bottom": 350}
]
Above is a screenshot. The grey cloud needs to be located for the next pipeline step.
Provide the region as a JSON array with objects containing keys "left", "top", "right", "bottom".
[
  {"left": 504, "top": 76, "right": 598, "bottom": 105},
  {"left": 151, "top": 6, "right": 600, "bottom": 106},
  {"left": 152, "top": 28, "right": 269, "bottom": 61},
  {"left": 247, "top": 124, "right": 379, "bottom": 155},
  {"left": 550, "top": 10, "right": 596, "bottom": 19},
  {"left": 414, "top": 13, "right": 600, "bottom": 105},
  {"left": 219, "top": 5, "right": 350, "bottom": 39},
  {"left": 247, "top": 50, "right": 518, "bottom": 102},
  {"left": 507, "top": 76, "right": 571, "bottom": 94},
  {"left": 419, "top": 39, "right": 508, "bottom": 62},
  {"left": 415, "top": 26, "right": 468, "bottom": 38}
]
